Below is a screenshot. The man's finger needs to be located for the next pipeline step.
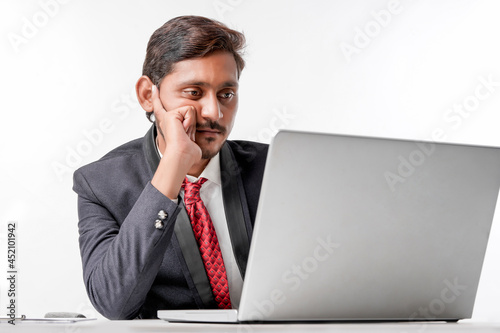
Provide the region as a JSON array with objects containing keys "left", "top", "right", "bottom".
[
  {"left": 182, "top": 106, "right": 197, "bottom": 141},
  {"left": 151, "top": 85, "right": 197, "bottom": 141},
  {"left": 182, "top": 105, "right": 196, "bottom": 127},
  {"left": 152, "top": 85, "right": 193, "bottom": 122},
  {"left": 151, "top": 85, "right": 166, "bottom": 115}
]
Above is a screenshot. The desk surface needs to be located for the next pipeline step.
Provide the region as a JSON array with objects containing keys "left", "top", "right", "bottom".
[{"left": 3, "top": 320, "right": 500, "bottom": 333}]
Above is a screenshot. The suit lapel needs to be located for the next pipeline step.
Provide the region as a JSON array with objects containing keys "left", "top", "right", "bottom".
[
  {"left": 143, "top": 124, "right": 160, "bottom": 176},
  {"left": 220, "top": 143, "right": 251, "bottom": 278}
]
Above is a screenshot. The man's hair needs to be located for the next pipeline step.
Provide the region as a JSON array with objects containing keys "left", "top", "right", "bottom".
[{"left": 142, "top": 15, "right": 246, "bottom": 122}]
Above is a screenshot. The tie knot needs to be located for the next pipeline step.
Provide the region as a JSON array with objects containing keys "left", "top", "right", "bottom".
[{"left": 183, "top": 177, "right": 207, "bottom": 204}]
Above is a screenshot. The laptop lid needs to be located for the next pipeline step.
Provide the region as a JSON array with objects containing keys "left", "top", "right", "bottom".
[
  {"left": 158, "top": 130, "right": 500, "bottom": 323},
  {"left": 237, "top": 130, "right": 500, "bottom": 322}
]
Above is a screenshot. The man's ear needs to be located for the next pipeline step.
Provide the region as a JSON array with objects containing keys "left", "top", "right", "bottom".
[{"left": 136, "top": 75, "right": 154, "bottom": 112}]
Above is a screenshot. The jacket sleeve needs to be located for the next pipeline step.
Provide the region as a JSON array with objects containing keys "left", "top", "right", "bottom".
[{"left": 73, "top": 170, "right": 181, "bottom": 319}]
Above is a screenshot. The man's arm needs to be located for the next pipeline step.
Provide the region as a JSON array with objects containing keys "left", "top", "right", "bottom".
[
  {"left": 74, "top": 173, "right": 181, "bottom": 319},
  {"left": 149, "top": 84, "right": 202, "bottom": 198},
  {"left": 75, "top": 83, "right": 203, "bottom": 319}
]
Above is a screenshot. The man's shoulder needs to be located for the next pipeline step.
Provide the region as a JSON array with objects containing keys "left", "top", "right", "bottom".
[
  {"left": 99, "top": 137, "right": 143, "bottom": 161},
  {"left": 226, "top": 140, "right": 268, "bottom": 161},
  {"left": 225, "top": 140, "right": 269, "bottom": 175},
  {"left": 73, "top": 137, "right": 146, "bottom": 179}
]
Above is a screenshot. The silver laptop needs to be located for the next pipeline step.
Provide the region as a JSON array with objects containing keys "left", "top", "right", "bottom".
[{"left": 158, "top": 130, "right": 500, "bottom": 323}]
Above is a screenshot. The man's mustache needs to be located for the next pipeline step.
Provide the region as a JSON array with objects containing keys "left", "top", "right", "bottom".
[{"left": 196, "top": 121, "right": 226, "bottom": 134}]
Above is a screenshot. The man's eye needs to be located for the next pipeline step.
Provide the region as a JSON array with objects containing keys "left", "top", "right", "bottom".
[
  {"left": 219, "top": 92, "right": 235, "bottom": 99},
  {"left": 185, "top": 90, "right": 201, "bottom": 97}
]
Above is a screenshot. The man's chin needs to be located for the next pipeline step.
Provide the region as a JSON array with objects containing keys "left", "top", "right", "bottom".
[
  {"left": 201, "top": 150, "right": 217, "bottom": 160},
  {"left": 199, "top": 140, "right": 225, "bottom": 159}
]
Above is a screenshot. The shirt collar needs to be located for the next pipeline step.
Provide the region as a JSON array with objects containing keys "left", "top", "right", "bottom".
[{"left": 188, "top": 153, "right": 221, "bottom": 186}]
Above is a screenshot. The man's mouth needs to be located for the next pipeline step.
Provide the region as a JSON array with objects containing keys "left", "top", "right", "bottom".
[
  {"left": 196, "top": 121, "right": 226, "bottom": 135},
  {"left": 197, "top": 128, "right": 221, "bottom": 134}
]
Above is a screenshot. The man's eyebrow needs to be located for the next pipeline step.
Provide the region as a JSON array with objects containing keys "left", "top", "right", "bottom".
[
  {"left": 221, "top": 81, "right": 239, "bottom": 88},
  {"left": 178, "top": 81, "right": 239, "bottom": 88}
]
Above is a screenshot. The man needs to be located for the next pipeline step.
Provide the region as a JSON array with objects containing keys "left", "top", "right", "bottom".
[{"left": 73, "top": 16, "right": 268, "bottom": 320}]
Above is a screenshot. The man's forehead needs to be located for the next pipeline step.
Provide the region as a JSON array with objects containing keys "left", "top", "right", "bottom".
[
  {"left": 166, "top": 52, "right": 239, "bottom": 85},
  {"left": 174, "top": 80, "right": 239, "bottom": 88}
]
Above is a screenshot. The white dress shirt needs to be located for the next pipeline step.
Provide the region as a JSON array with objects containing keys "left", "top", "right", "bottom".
[{"left": 157, "top": 147, "right": 244, "bottom": 308}]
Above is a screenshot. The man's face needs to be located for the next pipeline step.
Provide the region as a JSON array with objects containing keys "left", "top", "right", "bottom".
[{"left": 157, "top": 51, "right": 239, "bottom": 159}]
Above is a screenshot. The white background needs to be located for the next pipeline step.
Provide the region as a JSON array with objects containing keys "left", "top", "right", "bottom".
[{"left": 0, "top": 0, "right": 499, "bottom": 322}]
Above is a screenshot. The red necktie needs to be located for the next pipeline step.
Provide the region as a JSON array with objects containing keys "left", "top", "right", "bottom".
[{"left": 182, "top": 177, "right": 232, "bottom": 309}]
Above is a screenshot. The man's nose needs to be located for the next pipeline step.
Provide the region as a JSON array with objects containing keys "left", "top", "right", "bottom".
[{"left": 200, "top": 93, "right": 222, "bottom": 121}]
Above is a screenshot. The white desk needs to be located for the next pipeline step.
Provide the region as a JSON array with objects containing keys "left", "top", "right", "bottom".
[{"left": 3, "top": 320, "right": 500, "bottom": 333}]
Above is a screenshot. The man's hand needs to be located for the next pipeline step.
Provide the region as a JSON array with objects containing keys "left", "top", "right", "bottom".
[
  {"left": 150, "top": 85, "right": 202, "bottom": 200},
  {"left": 151, "top": 85, "right": 201, "bottom": 162}
]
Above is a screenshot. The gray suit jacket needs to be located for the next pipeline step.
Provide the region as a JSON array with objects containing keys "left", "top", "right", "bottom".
[{"left": 73, "top": 125, "right": 268, "bottom": 319}]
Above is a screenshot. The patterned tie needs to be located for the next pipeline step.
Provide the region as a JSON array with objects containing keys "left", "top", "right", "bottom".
[{"left": 182, "top": 177, "right": 232, "bottom": 309}]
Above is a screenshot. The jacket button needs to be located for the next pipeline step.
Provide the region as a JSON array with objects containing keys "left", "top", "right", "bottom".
[
  {"left": 155, "top": 219, "right": 164, "bottom": 229},
  {"left": 158, "top": 210, "right": 168, "bottom": 220}
]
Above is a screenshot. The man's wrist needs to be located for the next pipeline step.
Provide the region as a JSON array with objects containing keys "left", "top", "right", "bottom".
[{"left": 151, "top": 151, "right": 193, "bottom": 200}]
